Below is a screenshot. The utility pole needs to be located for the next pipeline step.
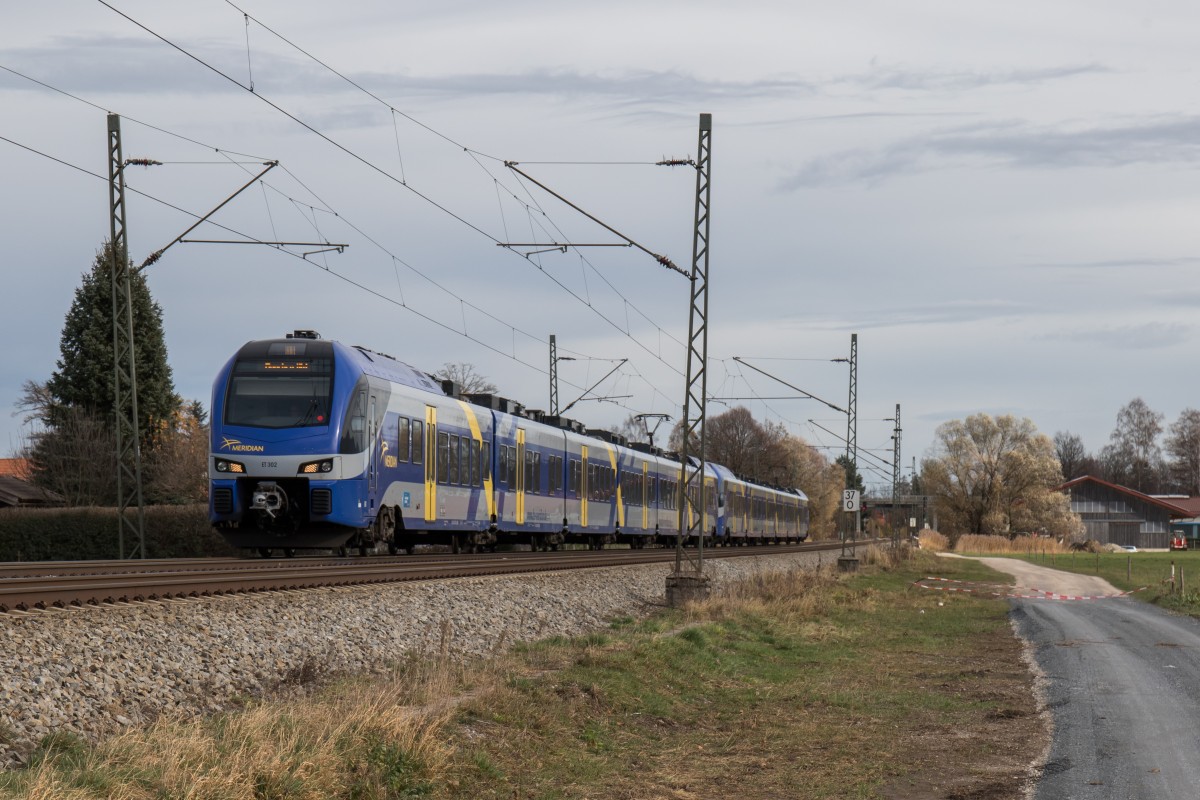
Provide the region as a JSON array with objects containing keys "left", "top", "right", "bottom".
[
  {"left": 846, "top": 333, "right": 858, "bottom": 481},
  {"left": 107, "top": 113, "right": 146, "bottom": 559},
  {"left": 892, "top": 403, "right": 901, "bottom": 546},
  {"left": 549, "top": 334, "right": 560, "bottom": 414},
  {"left": 668, "top": 113, "right": 713, "bottom": 607}
]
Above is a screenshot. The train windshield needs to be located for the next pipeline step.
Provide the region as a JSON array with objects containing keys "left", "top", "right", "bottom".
[{"left": 224, "top": 355, "right": 333, "bottom": 429}]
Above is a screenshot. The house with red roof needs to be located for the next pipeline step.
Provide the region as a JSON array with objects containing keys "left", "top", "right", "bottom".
[{"left": 0, "top": 458, "right": 65, "bottom": 508}]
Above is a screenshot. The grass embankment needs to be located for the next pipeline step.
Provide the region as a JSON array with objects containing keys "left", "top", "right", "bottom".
[{"left": 1, "top": 549, "right": 1041, "bottom": 800}]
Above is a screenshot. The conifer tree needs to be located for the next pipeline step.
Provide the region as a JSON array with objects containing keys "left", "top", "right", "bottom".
[{"left": 45, "top": 241, "right": 179, "bottom": 444}]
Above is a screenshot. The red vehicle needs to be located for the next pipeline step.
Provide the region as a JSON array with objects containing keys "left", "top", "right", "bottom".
[{"left": 1170, "top": 534, "right": 1188, "bottom": 552}]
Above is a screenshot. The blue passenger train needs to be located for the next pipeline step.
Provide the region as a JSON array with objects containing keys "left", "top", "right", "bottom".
[{"left": 209, "top": 331, "right": 809, "bottom": 556}]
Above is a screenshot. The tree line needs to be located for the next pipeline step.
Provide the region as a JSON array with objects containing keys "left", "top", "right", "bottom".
[{"left": 1054, "top": 397, "right": 1200, "bottom": 496}]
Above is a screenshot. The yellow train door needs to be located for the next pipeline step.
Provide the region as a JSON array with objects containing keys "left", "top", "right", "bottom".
[
  {"left": 424, "top": 405, "right": 436, "bottom": 523},
  {"left": 516, "top": 428, "right": 526, "bottom": 525}
]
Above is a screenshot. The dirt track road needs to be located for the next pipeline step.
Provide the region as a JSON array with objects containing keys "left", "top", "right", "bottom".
[{"left": 949, "top": 555, "right": 1200, "bottom": 799}]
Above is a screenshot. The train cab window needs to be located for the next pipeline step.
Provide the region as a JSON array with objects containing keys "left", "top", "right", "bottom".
[
  {"left": 412, "top": 420, "right": 424, "bottom": 465},
  {"left": 226, "top": 355, "right": 333, "bottom": 430},
  {"left": 397, "top": 417, "right": 410, "bottom": 462}
]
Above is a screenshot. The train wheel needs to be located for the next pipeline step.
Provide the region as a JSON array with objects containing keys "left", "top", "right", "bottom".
[
  {"left": 258, "top": 548, "right": 274, "bottom": 558},
  {"left": 283, "top": 548, "right": 296, "bottom": 558}
]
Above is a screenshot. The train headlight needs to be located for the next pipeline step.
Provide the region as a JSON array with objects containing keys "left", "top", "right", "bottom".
[
  {"left": 299, "top": 459, "right": 334, "bottom": 475},
  {"left": 215, "top": 458, "right": 245, "bottom": 474}
]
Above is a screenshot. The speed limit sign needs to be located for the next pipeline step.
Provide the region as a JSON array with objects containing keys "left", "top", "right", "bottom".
[{"left": 842, "top": 489, "right": 860, "bottom": 513}]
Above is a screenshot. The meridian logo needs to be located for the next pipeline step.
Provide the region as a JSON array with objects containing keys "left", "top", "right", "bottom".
[{"left": 220, "top": 437, "right": 265, "bottom": 453}]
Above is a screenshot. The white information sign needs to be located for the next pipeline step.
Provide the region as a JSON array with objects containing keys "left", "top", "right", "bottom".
[{"left": 842, "top": 489, "right": 860, "bottom": 513}]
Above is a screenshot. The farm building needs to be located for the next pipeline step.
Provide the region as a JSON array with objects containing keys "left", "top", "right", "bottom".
[{"left": 1058, "top": 476, "right": 1192, "bottom": 549}]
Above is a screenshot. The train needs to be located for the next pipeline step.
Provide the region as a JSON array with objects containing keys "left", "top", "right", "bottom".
[{"left": 208, "top": 331, "right": 809, "bottom": 556}]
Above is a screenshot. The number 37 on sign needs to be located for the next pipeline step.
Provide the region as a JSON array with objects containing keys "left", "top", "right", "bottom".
[{"left": 842, "top": 490, "right": 860, "bottom": 513}]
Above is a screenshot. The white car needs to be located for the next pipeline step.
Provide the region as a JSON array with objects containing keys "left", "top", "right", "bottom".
[{"left": 1119, "top": 545, "right": 1138, "bottom": 553}]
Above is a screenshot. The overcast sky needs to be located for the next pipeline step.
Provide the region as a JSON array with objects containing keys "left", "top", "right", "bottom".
[{"left": 3, "top": 1, "right": 1198, "bottom": 493}]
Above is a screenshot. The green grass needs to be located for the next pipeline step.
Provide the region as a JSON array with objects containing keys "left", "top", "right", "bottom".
[
  {"left": 1008, "top": 548, "right": 1200, "bottom": 614},
  {"left": 439, "top": 550, "right": 1036, "bottom": 799}
]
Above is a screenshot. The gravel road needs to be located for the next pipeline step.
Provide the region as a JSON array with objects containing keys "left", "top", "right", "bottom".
[{"left": 968, "top": 556, "right": 1200, "bottom": 799}]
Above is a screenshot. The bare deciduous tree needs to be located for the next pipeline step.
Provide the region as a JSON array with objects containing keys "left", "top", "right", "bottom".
[
  {"left": 1053, "top": 431, "right": 1087, "bottom": 481},
  {"left": 1107, "top": 397, "right": 1164, "bottom": 493},
  {"left": 923, "top": 413, "right": 1081, "bottom": 546},
  {"left": 434, "top": 363, "right": 497, "bottom": 396},
  {"left": 1166, "top": 408, "right": 1200, "bottom": 495}
]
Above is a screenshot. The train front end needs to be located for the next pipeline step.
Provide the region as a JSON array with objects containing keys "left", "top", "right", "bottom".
[{"left": 209, "top": 332, "right": 368, "bottom": 551}]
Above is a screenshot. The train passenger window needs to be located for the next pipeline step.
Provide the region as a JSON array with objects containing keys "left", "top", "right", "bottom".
[
  {"left": 397, "top": 417, "right": 410, "bottom": 462},
  {"left": 569, "top": 459, "right": 579, "bottom": 496},
  {"left": 449, "top": 435, "right": 460, "bottom": 485},
  {"left": 470, "top": 440, "right": 480, "bottom": 486},
  {"left": 437, "top": 432, "right": 450, "bottom": 484},
  {"left": 481, "top": 441, "right": 491, "bottom": 482},
  {"left": 412, "top": 421, "right": 424, "bottom": 465},
  {"left": 497, "top": 445, "right": 508, "bottom": 485},
  {"left": 506, "top": 445, "right": 517, "bottom": 488}
]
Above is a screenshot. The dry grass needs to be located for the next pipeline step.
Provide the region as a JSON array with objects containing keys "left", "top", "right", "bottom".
[
  {"left": 918, "top": 530, "right": 949, "bottom": 551},
  {"left": 1, "top": 643, "right": 488, "bottom": 800},
  {"left": 2, "top": 549, "right": 1042, "bottom": 800},
  {"left": 955, "top": 534, "right": 1071, "bottom": 555}
]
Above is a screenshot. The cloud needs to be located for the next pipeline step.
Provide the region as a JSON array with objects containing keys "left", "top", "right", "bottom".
[
  {"left": 849, "top": 63, "right": 1110, "bottom": 92},
  {"left": 1038, "top": 323, "right": 1188, "bottom": 350},
  {"left": 780, "top": 115, "right": 1200, "bottom": 188},
  {"left": 795, "top": 299, "right": 1032, "bottom": 331},
  {"left": 1028, "top": 256, "right": 1200, "bottom": 270}
]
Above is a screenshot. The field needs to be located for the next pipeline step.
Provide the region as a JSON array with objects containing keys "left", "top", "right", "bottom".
[
  {"left": 939, "top": 532, "right": 1200, "bottom": 616},
  {"left": 0, "top": 548, "right": 1045, "bottom": 800}
]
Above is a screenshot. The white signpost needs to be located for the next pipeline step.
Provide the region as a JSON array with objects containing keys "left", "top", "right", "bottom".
[{"left": 842, "top": 489, "right": 860, "bottom": 513}]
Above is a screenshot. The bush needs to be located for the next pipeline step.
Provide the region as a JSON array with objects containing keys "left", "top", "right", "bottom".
[{"left": 0, "top": 504, "right": 238, "bottom": 561}]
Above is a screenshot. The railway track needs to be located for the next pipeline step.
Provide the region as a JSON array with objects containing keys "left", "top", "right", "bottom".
[{"left": 0, "top": 540, "right": 869, "bottom": 613}]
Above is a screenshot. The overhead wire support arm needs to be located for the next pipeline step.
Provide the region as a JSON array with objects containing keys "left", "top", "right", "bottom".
[
  {"left": 496, "top": 242, "right": 633, "bottom": 258},
  {"left": 504, "top": 161, "right": 687, "bottom": 276},
  {"left": 138, "top": 160, "right": 279, "bottom": 270},
  {"left": 807, "top": 419, "right": 893, "bottom": 469},
  {"left": 559, "top": 358, "right": 629, "bottom": 414},
  {"left": 732, "top": 357, "right": 846, "bottom": 414}
]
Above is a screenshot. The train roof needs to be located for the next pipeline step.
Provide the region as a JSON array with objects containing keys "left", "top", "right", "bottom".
[{"left": 342, "top": 342, "right": 444, "bottom": 395}]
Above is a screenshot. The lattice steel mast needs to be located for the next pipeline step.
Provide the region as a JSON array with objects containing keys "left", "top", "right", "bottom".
[
  {"left": 674, "top": 113, "right": 712, "bottom": 583},
  {"left": 107, "top": 113, "right": 146, "bottom": 559}
]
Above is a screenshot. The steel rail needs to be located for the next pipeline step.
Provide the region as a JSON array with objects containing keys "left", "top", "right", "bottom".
[{"left": 0, "top": 541, "right": 867, "bottom": 613}]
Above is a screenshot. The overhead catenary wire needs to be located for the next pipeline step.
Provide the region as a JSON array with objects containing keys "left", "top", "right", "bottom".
[
  {"left": 222, "top": 0, "right": 690, "bottom": 363},
  {"left": 1, "top": 56, "right": 659, "bottom": 405},
  {"left": 93, "top": 1, "right": 691, "bottom": 399}
]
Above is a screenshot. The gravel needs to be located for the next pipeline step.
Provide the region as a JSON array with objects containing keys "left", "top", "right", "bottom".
[{"left": 0, "top": 551, "right": 826, "bottom": 767}]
